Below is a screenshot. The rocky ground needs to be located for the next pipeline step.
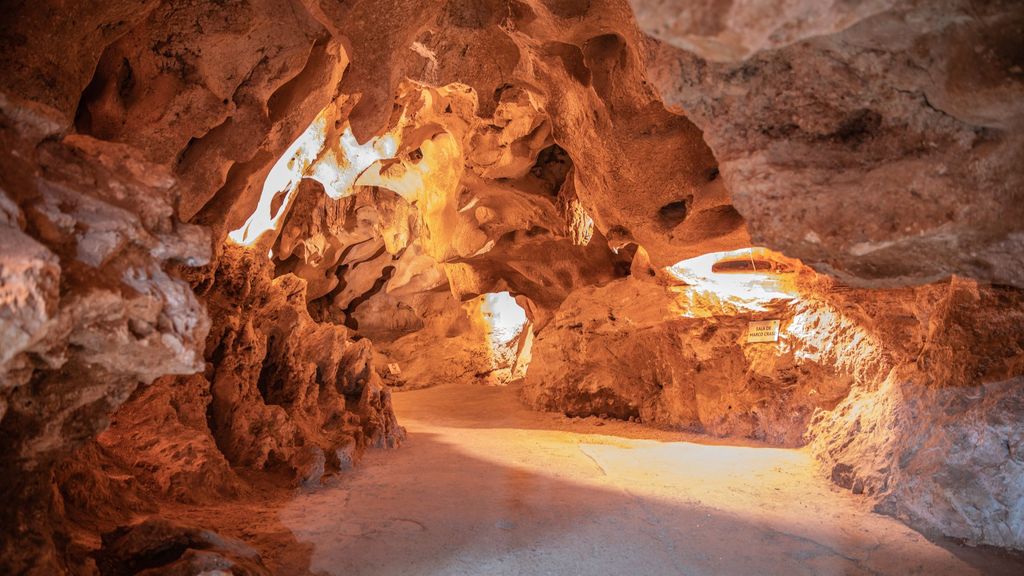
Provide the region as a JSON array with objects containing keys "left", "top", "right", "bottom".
[{"left": 157, "top": 380, "right": 1024, "bottom": 575}]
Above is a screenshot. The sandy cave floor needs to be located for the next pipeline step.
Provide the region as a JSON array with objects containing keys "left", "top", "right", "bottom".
[{"left": 161, "top": 381, "right": 1024, "bottom": 575}]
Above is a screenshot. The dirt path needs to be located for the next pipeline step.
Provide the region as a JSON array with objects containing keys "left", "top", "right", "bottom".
[{"left": 243, "top": 381, "right": 1018, "bottom": 575}]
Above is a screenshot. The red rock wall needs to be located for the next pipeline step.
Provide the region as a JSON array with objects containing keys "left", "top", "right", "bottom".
[{"left": 0, "top": 0, "right": 1022, "bottom": 571}]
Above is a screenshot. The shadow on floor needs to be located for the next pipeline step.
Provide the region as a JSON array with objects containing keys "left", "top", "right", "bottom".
[{"left": 274, "top": 429, "right": 1017, "bottom": 576}]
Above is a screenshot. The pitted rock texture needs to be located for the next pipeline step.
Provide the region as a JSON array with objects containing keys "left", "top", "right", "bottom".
[
  {"left": 808, "top": 278, "right": 1024, "bottom": 549},
  {"left": 90, "top": 374, "right": 244, "bottom": 504},
  {"left": 202, "top": 245, "right": 405, "bottom": 477},
  {"left": 629, "top": 0, "right": 895, "bottom": 62},
  {"left": 522, "top": 273, "right": 867, "bottom": 445},
  {"left": 254, "top": 78, "right": 633, "bottom": 340},
  {"left": 641, "top": 0, "right": 1024, "bottom": 288},
  {"left": 218, "top": 0, "right": 753, "bottom": 270},
  {"left": 0, "top": 96, "right": 211, "bottom": 573}
]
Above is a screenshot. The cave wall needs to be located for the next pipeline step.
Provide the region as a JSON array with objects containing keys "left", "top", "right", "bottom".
[
  {"left": 0, "top": 120, "right": 212, "bottom": 572},
  {"left": 809, "top": 278, "right": 1024, "bottom": 549},
  {"left": 522, "top": 272, "right": 867, "bottom": 445},
  {"left": 0, "top": 1, "right": 358, "bottom": 572},
  {"left": 200, "top": 245, "right": 406, "bottom": 476},
  {"left": 0, "top": 0, "right": 1023, "bottom": 572},
  {"left": 637, "top": 0, "right": 1024, "bottom": 288},
  {"left": 524, "top": 269, "right": 1024, "bottom": 548}
]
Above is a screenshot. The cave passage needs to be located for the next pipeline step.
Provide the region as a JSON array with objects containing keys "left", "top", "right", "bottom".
[
  {"left": 2, "top": 1, "right": 1023, "bottom": 575},
  {"left": 162, "top": 378, "right": 1009, "bottom": 575}
]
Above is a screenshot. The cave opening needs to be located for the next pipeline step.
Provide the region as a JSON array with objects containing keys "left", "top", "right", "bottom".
[
  {"left": 467, "top": 291, "right": 533, "bottom": 384},
  {"left": 2, "top": 1, "right": 1024, "bottom": 575}
]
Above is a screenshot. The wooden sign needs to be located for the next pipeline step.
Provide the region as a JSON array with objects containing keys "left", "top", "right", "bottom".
[
  {"left": 747, "top": 319, "right": 781, "bottom": 343},
  {"left": 387, "top": 363, "right": 402, "bottom": 375}
]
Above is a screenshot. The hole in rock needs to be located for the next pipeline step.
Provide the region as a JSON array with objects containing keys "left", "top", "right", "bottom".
[
  {"left": 667, "top": 247, "right": 799, "bottom": 311},
  {"left": 466, "top": 291, "right": 533, "bottom": 384},
  {"left": 544, "top": 42, "right": 592, "bottom": 86},
  {"left": 529, "top": 143, "right": 572, "bottom": 196},
  {"left": 657, "top": 196, "right": 692, "bottom": 228},
  {"left": 228, "top": 108, "right": 399, "bottom": 246}
]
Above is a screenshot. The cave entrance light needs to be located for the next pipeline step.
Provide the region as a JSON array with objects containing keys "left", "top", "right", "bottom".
[
  {"left": 469, "top": 291, "right": 533, "bottom": 384},
  {"left": 666, "top": 247, "right": 799, "bottom": 314},
  {"left": 480, "top": 292, "right": 527, "bottom": 346},
  {"left": 228, "top": 106, "right": 399, "bottom": 247}
]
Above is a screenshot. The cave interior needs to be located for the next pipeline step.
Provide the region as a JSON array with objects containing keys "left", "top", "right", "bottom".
[{"left": 1, "top": 0, "right": 1024, "bottom": 574}]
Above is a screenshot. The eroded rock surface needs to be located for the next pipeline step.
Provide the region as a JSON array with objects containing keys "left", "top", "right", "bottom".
[
  {"left": 0, "top": 99, "right": 210, "bottom": 574},
  {"left": 526, "top": 267, "right": 1024, "bottom": 549},
  {"left": 95, "top": 517, "right": 271, "bottom": 576},
  {"left": 1, "top": 0, "right": 1023, "bottom": 572},
  {"left": 523, "top": 274, "right": 863, "bottom": 445},
  {"left": 808, "top": 279, "right": 1024, "bottom": 549},
  {"left": 641, "top": 0, "right": 1024, "bottom": 288},
  {"left": 202, "top": 245, "right": 405, "bottom": 478}
]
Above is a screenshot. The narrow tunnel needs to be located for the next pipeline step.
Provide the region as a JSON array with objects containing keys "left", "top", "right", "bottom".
[{"left": 2, "top": 1, "right": 1024, "bottom": 575}]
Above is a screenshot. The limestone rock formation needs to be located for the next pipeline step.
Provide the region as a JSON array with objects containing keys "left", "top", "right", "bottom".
[
  {"left": 201, "top": 245, "right": 405, "bottom": 480},
  {"left": 1, "top": 0, "right": 1023, "bottom": 572},
  {"left": 640, "top": 0, "right": 1024, "bottom": 288},
  {"left": 91, "top": 374, "right": 244, "bottom": 505},
  {"left": 523, "top": 273, "right": 861, "bottom": 445},
  {"left": 629, "top": 0, "right": 896, "bottom": 61},
  {"left": 95, "top": 517, "right": 271, "bottom": 576},
  {"left": 526, "top": 263, "right": 1024, "bottom": 549},
  {"left": 808, "top": 278, "right": 1024, "bottom": 549},
  {"left": 0, "top": 97, "right": 211, "bottom": 573}
]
